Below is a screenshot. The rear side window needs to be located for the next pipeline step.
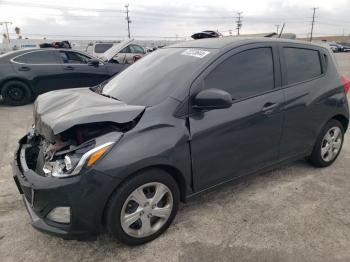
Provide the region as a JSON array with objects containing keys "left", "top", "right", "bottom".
[
  {"left": 283, "top": 47, "right": 322, "bottom": 84},
  {"left": 204, "top": 47, "right": 275, "bottom": 100},
  {"left": 13, "top": 51, "right": 57, "bottom": 64}
]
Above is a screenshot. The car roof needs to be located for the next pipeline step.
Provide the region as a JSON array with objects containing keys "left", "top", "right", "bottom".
[
  {"left": 168, "top": 36, "right": 324, "bottom": 50},
  {"left": 0, "top": 48, "right": 86, "bottom": 60}
]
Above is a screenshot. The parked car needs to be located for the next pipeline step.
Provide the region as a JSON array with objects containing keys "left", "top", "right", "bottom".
[
  {"left": 329, "top": 43, "right": 344, "bottom": 52},
  {"left": 0, "top": 49, "right": 127, "bottom": 105},
  {"left": 39, "top": 40, "right": 72, "bottom": 49},
  {"left": 13, "top": 37, "right": 349, "bottom": 245},
  {"left": 340, "top": 43, "right": 350, "bottom": 52},
  {"left": 86, "top": 41, "right": 121, "bottom": 58},
  {"left": 98, "top": 39, "right": 147, "bottom": 64},
  {"left": 191, "top": 30, "right": 222, "bottom": 39}
]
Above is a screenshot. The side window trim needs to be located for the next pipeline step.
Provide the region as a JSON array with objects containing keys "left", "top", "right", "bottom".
[
  {"left": 11, "top": 50, "right": 61, "bottom": 65},
  {"left": 279, "top": 44, "right": 325, "bottom": 88},
  {"left": 189, "top": 43, "right": 280, "bottom": 104}
]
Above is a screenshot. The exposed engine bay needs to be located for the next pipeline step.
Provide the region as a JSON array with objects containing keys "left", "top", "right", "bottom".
[
  {"left": 23, "top": 121, "right": 132, "bottom": 178},
  {"left": 23, "top": 87, "right": 146, "bottom": 178}
]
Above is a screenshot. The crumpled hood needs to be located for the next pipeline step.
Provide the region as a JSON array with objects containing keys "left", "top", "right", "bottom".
[{"left": 34, "top": 88, "right": 145, "bottom": 141}]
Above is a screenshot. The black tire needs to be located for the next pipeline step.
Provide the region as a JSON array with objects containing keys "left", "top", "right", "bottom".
[
  {"left": 1, "top": 80, "right": 32, "bottom": 106},
  {"left": 308, "top": 119, "right": 344, "bottom": 167},
  {"left": 106, "top": 169, "right": 180, "bottom": 246}
]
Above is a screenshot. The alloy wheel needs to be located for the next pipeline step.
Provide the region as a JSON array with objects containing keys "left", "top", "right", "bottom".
[
  {"left": 7, "top": 86, "right": 24, "bottom": 101},
  {"left": 120, "top": 182, "right": 173, "bottom": 238},
  {"left": 321, "top": 126, "right": 342, "bottom": 162}
]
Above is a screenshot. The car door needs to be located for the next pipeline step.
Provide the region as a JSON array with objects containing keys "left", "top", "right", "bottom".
[
  {"left": 58, "top": 50, "right": 110, "bottom": 88},
  {"left": 11, "top": 50, "right": 65, "bottom": 95},
  {"left": 189, "top": 43, "right": 284, "bottom": 191},
  {"left": 278, "top": 43, "right": 327, "bottom": 160},
  {"left": 112, "top": 46, "right": 129, "bottom": 64}
]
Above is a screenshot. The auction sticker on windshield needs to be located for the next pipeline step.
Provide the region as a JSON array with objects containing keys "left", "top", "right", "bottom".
[{"left": 181, "top": 49, "right": 210, "bottom": 58}]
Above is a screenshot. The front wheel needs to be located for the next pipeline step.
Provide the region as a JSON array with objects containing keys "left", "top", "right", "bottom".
[
  {"left": 308, "top": 119, "right": 344, "bottom": 167},
  {"left": 106, "top": 169, "right": 179, "bottom": 245}
]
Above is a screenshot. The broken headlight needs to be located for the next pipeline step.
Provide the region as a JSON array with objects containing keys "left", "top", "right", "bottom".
[{"left": 44, "top": 142, "right": 115, "bottom": 178}]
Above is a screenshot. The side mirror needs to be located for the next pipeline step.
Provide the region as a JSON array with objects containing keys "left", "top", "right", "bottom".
[
  {"left": 193, "top": 89, "right": 232, "bottom": 110},
  {"left": 88, "top": 58, "right": 100, "bottom": 67}
]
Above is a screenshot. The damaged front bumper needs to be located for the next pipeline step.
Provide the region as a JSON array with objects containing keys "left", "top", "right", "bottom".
[{"left": 12, "top": 135, "right": 122, "bottom": 240}]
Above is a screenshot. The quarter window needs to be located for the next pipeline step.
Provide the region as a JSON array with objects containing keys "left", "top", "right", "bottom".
[
  {"left": 283, "top": 47, "right": 322, "bottom": 84},
  {"left": 204, "top": 48, "right": 275, "bottom": 100},
  {"left": 13, "top": 51, "right": 57, "bottom": 64}
]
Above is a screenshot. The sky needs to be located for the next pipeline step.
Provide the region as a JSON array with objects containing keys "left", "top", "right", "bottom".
[{"left": 0, "top": 0, "right": 350, "bottom": 40}]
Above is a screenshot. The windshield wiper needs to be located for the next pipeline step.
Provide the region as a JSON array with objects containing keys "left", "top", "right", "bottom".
[{"left": 100, "top": 93, "right": 121, "bottom": 101}]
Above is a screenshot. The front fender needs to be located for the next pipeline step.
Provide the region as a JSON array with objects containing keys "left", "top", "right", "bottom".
[{"left": 94, "top": 118, "right": 192, "bottom": 196}]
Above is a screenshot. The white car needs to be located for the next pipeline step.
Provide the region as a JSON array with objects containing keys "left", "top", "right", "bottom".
[
  {"left": 86, "top": 42, "right": 120, "bottom": 58},
  {"left": 91, "top": 39, "right": 146, "bottom": 64}
]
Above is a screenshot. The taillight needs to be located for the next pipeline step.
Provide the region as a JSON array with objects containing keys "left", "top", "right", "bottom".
[{"left": 340, "top": 75, "right": 350, "bottom": 95}]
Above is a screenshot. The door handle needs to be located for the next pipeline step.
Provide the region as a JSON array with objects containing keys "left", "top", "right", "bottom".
[
  {"left": 262, "top": 102, "right": 278, "bottom": 114},
  {"left": 18, "top": 66, "right": 30, "bottom": 71},
  {"left": 64, "top": 66, "right": 74, "bottom": 70}
]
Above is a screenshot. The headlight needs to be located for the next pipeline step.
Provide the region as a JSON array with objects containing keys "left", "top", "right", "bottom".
[
  {"left": 70, "top": 142, "right": 115, "bottom": 176},
  {"left": 47, "top": 142, "right": 115, "bottom": 178}
]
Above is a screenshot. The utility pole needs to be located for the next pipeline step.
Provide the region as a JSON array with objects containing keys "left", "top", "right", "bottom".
[
  {"left": 125, "top": 4, "right": 131, "bottom": 39},
  {"left": 278, "top": 23, "right": 285, "bottom": 38},
  {"left": 235, "top": 12, "right": 243, "bottom": 36},
  {"left": 310, "top": 7, "right": 317, "bottom": 42},
  {"left": 275, "top": 24, "right": 280, "bottom": 34},
  {"left": 0, "top": 21, "right": 12, "bottom": 44}
]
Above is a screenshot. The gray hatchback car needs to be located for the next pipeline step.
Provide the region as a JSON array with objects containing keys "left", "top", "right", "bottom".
[{"left": 13, "top": 37, "right": 349, "bottom": 245}]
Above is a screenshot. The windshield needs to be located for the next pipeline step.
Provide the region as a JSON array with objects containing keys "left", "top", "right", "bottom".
[{"left": 102, "top": 47, "right": 217, "bottom": 106}]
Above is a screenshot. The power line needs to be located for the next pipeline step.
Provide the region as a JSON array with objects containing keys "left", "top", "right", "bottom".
[
  {"left": 0, "top": 1, "right": 124, "bottom": 13},
  {"left": 15, "top": 33, "right": 187, "bottom": 39},
  {"left": 310, "top": 7, "right": 318, "bottom": 42}
]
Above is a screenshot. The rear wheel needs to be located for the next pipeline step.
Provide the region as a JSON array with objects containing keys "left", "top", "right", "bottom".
[
  {"left": 1, "top": 80, "right": 32, "bottom": 106},
  {"left": 106, "top": 169, "right": 179, "bottom": 246},
  {"left": 308, "top": 119, "right": 344, "bottom": 167}
]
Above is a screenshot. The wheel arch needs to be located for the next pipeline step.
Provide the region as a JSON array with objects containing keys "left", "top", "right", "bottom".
[
  {"left": 331, "top": 114, "right": 349, "bottom": 132},
  {"left": 101, "top": 164, "right": 187, "bottom": 227},
  {"left": 0, "top": 77, "right": 33, "bottom": 95}
]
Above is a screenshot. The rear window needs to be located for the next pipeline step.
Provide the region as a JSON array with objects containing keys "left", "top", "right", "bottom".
[
  {"left": 94, "top": 43, "right": 113, "bottom": 53},
  {"left": 283, "top": 47, "right": 322, "bottom": 84}
]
